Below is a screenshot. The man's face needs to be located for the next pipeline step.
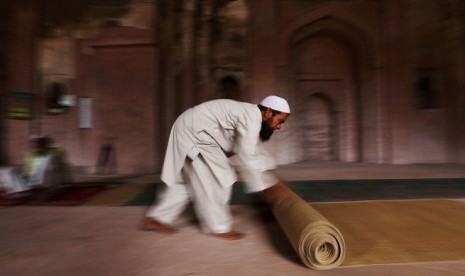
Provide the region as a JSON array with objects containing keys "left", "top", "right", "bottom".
[{"left": 260, "top": 111, "right": 289, "bottom": 141}]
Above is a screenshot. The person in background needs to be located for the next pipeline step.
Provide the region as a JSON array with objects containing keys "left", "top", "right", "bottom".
[
  {"left": 143, "top": 95, "right": 291, "bottom": 240},
  {"left": 95, "top": 137, "right": 116, "bottom": 174},
  {"left": 23, "top": 135, "right": 71, "bottom": 190},
  {"left": 0, "top": 135, "right": 71, "bottom": 203}
]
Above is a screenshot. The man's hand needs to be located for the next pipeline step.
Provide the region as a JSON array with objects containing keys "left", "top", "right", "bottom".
[{"left": 261, "top": 181, "right": 297, "bottom": 206}]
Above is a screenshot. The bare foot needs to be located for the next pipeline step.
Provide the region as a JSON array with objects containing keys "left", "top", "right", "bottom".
[
  {"left": 210, "top": 231, "right": 245, "bottom": 240},
  {"left": 142, "top": 217, "right": 178, "bottom": 234}
]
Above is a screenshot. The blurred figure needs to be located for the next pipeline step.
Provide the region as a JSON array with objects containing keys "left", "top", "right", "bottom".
[
  {"left": 95, "top": 137, "right": 116, "bottom": 174},
  {"left": 0, "top": 135, "right": 72, "bottom": 203},
  {"left": 0, "top": 136, "right": 41, "bottom": 201},
  {"left": 23, "top": 135, "right": 71, "bottom": 190}
]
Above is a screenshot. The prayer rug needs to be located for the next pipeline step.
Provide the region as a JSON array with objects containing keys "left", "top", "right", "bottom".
[
  {"left": 44, "top": 184, "right": 109, "bottom": 206},
  {"left": 271, "top": 183, "right": 345, "bottom": 270},
  {"left": 311, "top": 199, "right": 465, "bottom": 267},
  {"left": 270, "top": 182, "right": 465, "bottom": 269},
  {"left": 232, "top": 178, "right": 465, "bottom": 204},
  {"left": 12, "top": 178, "right": 460, "bottom": 207},
  {"left": 123, "top": 178, "right": 465, "bottom": 206},
  {"left": 85, "top": 182, "right": 152, "bottom": 206}
]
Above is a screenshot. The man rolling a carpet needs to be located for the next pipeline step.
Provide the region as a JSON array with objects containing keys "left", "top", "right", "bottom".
[{"left": 143, "top": 95, "right": 291, "bottom": 240}]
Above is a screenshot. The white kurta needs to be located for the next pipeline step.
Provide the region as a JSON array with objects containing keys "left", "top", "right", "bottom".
[
  {"left": 161, "top": 99, "right": 278, "bottom": 193},
  {"left": 27, "top": 155, "right": 54, "bottom": 188}
]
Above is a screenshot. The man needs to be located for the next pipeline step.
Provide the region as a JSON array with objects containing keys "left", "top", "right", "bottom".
[
  {"left": 23, "top": 135, "right": 71, "bottom": 189},
  {"left": 143, "top": 95, "right": 290, "bottom": 240},
  {"left": 0, "top": 135, "right": 48, "bottom": 201},
  {"left": 0, "top": 135, "right": 71, "bottom": 203}
]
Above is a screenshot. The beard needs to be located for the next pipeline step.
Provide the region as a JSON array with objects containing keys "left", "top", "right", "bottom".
[{"left": 260, "top": 121, "right": 274, "bottom": 142}]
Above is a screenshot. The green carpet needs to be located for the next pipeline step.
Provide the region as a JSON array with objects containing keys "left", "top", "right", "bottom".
[
  {"left": 6, "top": 178, "right": 464, "bottom": 206},
  {"left": 124, "top": 178, "right": 465, "bottom": 206}
]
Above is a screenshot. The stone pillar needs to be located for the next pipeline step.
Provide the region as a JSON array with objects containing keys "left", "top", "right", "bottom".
[
  {"left": 177, "top": 0, "right": 196, "bottom": 111},
  {"left": 0, "top": 4, "right": 12, "bottom": 165},
  {"left": 384, "top": 0, "right": 412, "bottom": 164},
  {"left": 5, "top": 0, "right": 40, "bottom": 165},
  {"left": 195, "top": 0, "right": 214, "bottom": 103},
  {"left": 157, "top": 0, "right": 178, "bottom": 150},
  {"left": 443, "top": 14, "right": 465, "bottom": 163},
  {"left": 249, "top": 0, "right": 276, "bottom": 103}
]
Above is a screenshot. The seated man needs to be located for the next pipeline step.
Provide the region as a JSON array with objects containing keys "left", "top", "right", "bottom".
[
  {"left": 23, "top": 136, "right": 71, "bottom": 189},
  {"left": 0, "top": 135, "right": 71, "bottom": 201}
]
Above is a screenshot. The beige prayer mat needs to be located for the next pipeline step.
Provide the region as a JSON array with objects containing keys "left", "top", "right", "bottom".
[
  {"left": 310, "top": 199, "right": 465, "bottom": 267},
  {"left": 272, "top": 185, "right": 346, "bottom": 270}
]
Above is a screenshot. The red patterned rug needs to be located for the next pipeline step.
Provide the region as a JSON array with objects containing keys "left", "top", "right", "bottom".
[
  {"left": 0, "top": 182, "right": 118, "bottom": 206},
  {"left": 44, "top": 184, "right": 109, "bottom": 205}
]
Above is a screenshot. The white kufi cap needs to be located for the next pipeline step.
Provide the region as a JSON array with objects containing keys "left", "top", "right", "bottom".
[{"left": 260, "top": 95, "right": 290, "bottom": 113}]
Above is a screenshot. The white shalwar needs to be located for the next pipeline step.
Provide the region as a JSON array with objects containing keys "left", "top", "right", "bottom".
[
  {"left": 0, "top": 167, "right": 29, "bottom": 194},
  {"left": 147, "top": 99, "right": 279, "bottom": 233},
  {"left": 0, "top": 154, "right": 56, "bottom": 195}
]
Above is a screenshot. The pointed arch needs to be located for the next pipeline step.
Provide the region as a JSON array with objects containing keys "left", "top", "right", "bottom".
[{"left": 284, "top": 15, "right": 381, "bottom": 163}]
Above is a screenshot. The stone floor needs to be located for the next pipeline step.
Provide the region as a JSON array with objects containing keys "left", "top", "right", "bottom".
[{"left": 1, "top": 162, "right": 465, "bottom": 276}]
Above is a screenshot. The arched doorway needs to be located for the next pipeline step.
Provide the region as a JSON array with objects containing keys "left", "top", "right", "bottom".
[
  {"left": 292, "top": 34, "right": 359, "bottom": 162},
  {"left": 287, "top": 17, "right": 377, "bottom": 163}
]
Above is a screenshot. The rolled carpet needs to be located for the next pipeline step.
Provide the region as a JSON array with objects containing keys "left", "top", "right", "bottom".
[{"left": 271, "top": 184, "right": 345, "bottom": 270}]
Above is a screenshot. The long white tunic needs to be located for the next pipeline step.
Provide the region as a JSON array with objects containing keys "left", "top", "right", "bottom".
[{"left": 161, "top": 99, "right": 278, "bottom": 193}]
